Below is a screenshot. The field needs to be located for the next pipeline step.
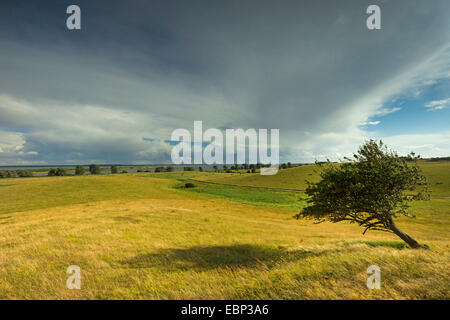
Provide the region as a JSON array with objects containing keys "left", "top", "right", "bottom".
[{"left": 0, "top": 161, "right": 449, "bottom": 299}]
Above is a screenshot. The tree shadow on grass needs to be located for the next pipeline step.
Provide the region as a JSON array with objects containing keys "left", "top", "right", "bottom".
[{"left": 120, "top": 244, "right": 324, "bottom": 271}]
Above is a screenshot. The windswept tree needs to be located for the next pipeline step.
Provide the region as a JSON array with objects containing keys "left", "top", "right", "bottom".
[
  {"left": 296, "top": 140, "right": 430, "bottom": 249},
  {"left": 110, "top": 165, "right": 118, "bottom": 174}
]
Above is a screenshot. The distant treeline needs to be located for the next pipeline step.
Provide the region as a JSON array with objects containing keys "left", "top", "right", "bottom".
[
  {"left": 0, "top": 169, "right": 33, "bottom": 178},
  {"left": 1, "top": 162, "right": 299, "bottom": 178},
  {"left": 48, "top": 165, "right": 120, "bottom": 176},
  {"left": 398, "top": 156, "right": 450, "bottom": 162},
  {"left": 0, "top": 164, "right": 120, "bottom": 178},
  {"left": 129, "top": 163, "right": 296, "bottom": 174},
  {"left": 426, "top": 157, "right": 450, "bottom": 162}
]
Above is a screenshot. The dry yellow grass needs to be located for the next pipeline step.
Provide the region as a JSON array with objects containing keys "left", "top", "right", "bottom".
[{"left": 0, "top": 172, "right": 448, "bottom": 299}]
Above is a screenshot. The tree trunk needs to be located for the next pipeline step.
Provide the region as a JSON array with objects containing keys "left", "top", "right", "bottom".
[{"left": 388, "top": 218, "right": 427, "bottom": 249}]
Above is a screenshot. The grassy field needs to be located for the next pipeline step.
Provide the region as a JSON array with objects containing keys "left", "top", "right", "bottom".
[
  {"left": 196, "top": 161, "right": 450, "bottom": 195},
  {"left": 194, "top": 164, "right": 319, "bottom": 190},
  {"left": 0, "top": 162, "right": 449, "bottom": 299}
]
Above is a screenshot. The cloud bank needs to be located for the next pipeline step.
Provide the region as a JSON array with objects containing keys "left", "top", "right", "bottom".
[{"left": 0, "top": 0, "right": 449, "bottom": 164}]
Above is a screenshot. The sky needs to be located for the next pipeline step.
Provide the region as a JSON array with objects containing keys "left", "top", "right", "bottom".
[{"left": 0, "top": 0, "right": 449, "bottom": 165}]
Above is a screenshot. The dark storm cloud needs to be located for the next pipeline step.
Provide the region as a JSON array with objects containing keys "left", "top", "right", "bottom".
[{"left": 0, "top": 0, "right": 449, "bottom": 164}]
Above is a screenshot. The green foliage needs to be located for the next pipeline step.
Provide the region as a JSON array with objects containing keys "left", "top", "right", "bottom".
[
  {"left": 16, "top": 170, "right": 33, "bottom": 178},
  {"left": 75, "top": 165, "right": 85, "bottom": 175},
  {"left": 48, "top": 168, "right": 67, "bottom": 176},
  {"left": 110, "top": 165, "right": 118, "bottom": 174},
  {"left": 0, "top": 170, "right": 33, "bottom": 178},
  {"left": 89, "top": 164, "right": 101, "bottom": 175},
  {"left": 0, "top": 170, "right": 18, "bottom": 178},
  {"left": 166, "top": 166, "right": 174, "bottom": 172},
  {"left": 296, "top": 140, "right": 430, "bottom": 247}
]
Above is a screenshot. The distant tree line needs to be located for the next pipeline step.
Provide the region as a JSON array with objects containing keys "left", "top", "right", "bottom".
[
  {"left": 154, "top": 166, "right": 174, "bottom": 172},
  {"left": 48, "top": 168, "right": 67, "bottom": 176},
  {"left": 47, "top": 164, "right": 114, "bottom": 176},
  {"left": 75, "top": 165, "right": 85, "bottom": 175},
  {"left": 1, "top": 161, "right": 299, "bottom": 179},
  {"left": 427, "top": 156, "right": 450, "bottom": 162},
  {"left": 0, "top": 169, "right": 33, "bottom": 178}
]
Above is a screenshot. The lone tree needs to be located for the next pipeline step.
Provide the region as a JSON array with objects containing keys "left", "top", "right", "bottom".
[
  {"left": 89, "top": 164, "right": 101, "bottom": 175},
  {"left": 48, "top": 167, "right": 67, "bottom": 176},
  {"left": 75, "top": 165, "right": 85, "bottom": 175},
  {"left": 296, "top": 140, "right": 430, "bottom": 249}
]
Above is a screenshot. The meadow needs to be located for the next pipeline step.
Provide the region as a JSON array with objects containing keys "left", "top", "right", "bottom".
[{"left": 0, "top": 161, "right": 448, "bottom": 299}]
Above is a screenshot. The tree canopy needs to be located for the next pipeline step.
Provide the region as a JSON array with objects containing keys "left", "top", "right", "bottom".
[
  {"left": 89, "top": 164, "right": 101, "bottom": 175},
  {"left": 296, "top": 140, "right": 430, "bottom": 248}
]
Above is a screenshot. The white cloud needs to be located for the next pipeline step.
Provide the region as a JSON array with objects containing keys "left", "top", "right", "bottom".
[
  {"left": 0, "top": 130, "right": 29, "bottom": 164},
  {"left": 0, "top": 94, "right": 175, "bottom": 164},
  {"left": 425, "top": 98, "right": 450, "bottom": 111},
  {"left": 383, "top": 131, "right": 450, "bottom": 158},
  {"left": 373, "top": 107, "right": 402, "bottom": 116},
  {"left": 361, "top": 121, "right": 380, "bottom": 126}
]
